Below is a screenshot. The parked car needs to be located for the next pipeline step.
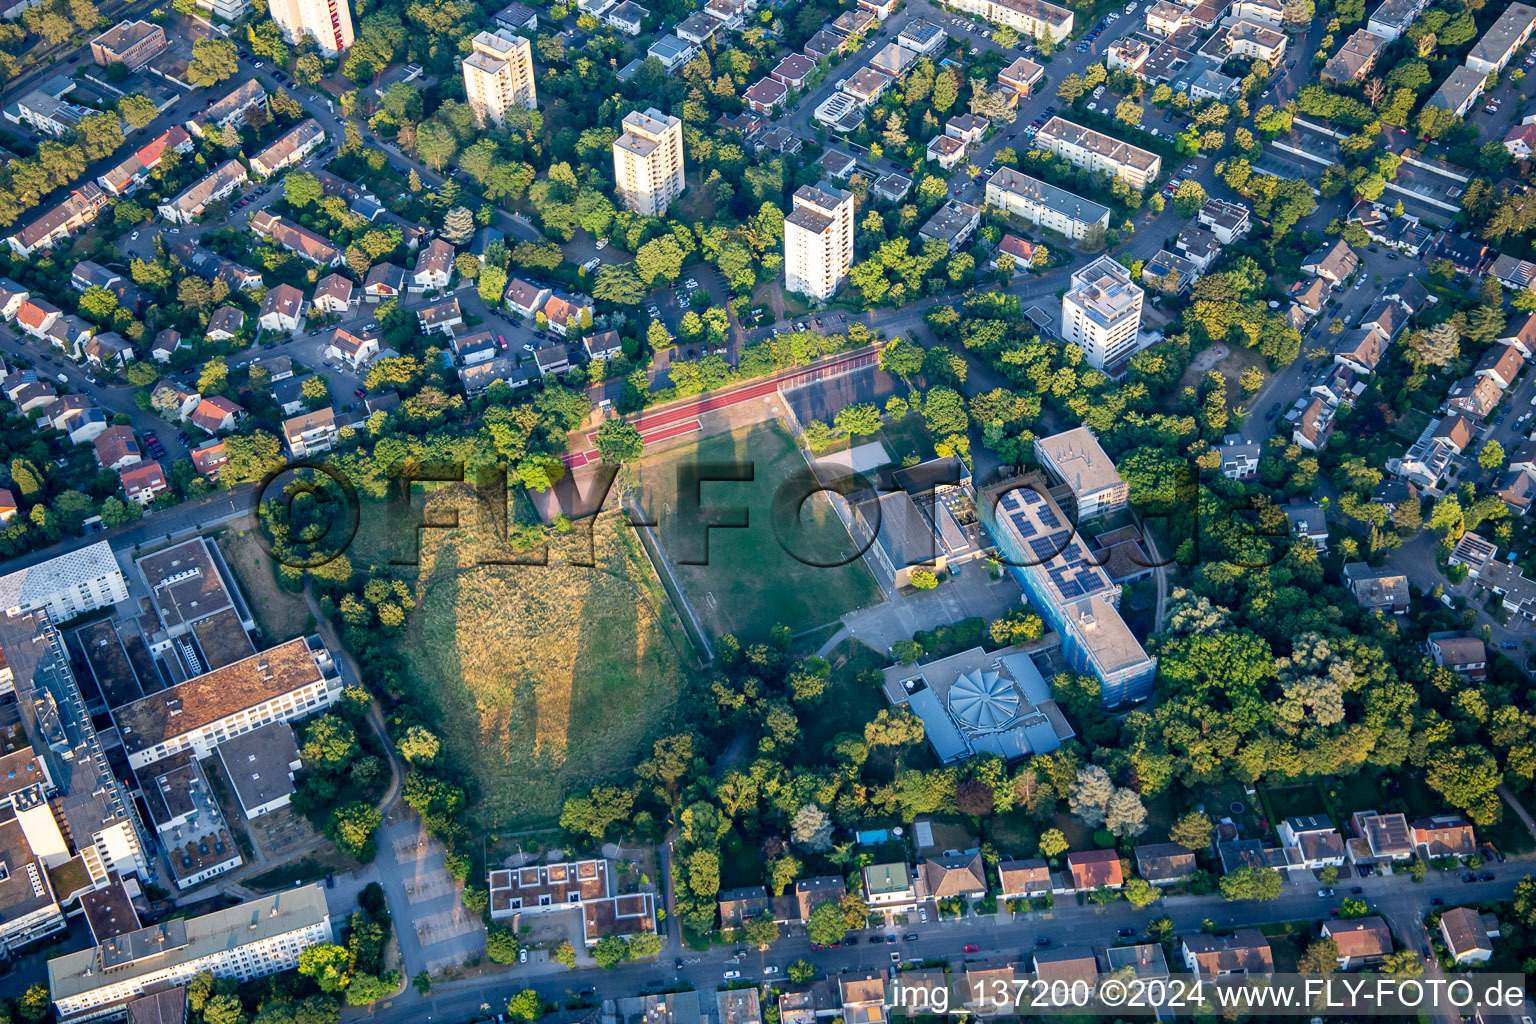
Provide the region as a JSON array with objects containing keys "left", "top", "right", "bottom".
[
  {"left": 1035, "top": 936, "right": 1051, "bottom": 946},
  {"left": 1317, "top": 888, "right": 1335, "bottom": 898},
  {"left": 904, "top": 933, "right": 919, "bottom": 941},
  {"left": 1118, "top": 928, "right": 1136, "bottom": 937},
  {"left": 723, "top": 971, "right": 741, "bottom": 980}
]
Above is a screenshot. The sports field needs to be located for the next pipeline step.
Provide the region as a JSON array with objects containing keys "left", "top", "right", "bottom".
[
  {"left": 635, "top": 421, "right": 883, "bottom": 643},
  {"left": 360, "top": 488, "right": 690, "bottom": 828}
]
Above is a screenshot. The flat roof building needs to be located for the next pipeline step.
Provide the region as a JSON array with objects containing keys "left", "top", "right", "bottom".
[
  {"left": 1060, "top": 256, "right": 1147, "bottom": 374},
  {"left": 48, "top": 886, "right": 332, "bottom": 1020},
  {"left": 112, "top": 637, "right": 342, "bottom": 770},
  {"left": 979, "top": 475, "right": 1155, "bottom": 706}
]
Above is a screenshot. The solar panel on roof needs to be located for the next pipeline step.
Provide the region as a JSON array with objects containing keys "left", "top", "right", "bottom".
[
  {"left": 1030, "top": 537, "right": 1058, "bottom": 559},
  {"left": 1038, "top": 506, "right": 1060, "bottom": 527},
  {"left": 1022, "top": 490, "right": 1042, "bottom": 504},
  {"left": 1010, "top": 513, "right": 1037, "bottom": 538},
  {"left": 1058, "top": 580, "right": 1082, "bottom": 598}
]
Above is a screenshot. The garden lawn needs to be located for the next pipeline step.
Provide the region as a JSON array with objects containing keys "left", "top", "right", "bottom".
[{"left": 636, "top": 421, "right": 882, "bottom": 643}]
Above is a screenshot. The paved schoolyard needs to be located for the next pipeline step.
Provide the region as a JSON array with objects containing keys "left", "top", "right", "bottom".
[
  {"left": 837, "top": 569, "right": 1024, "bottom": 654},
  {"left": 374, "top": 815, "right": 486, "bottom": 977}
]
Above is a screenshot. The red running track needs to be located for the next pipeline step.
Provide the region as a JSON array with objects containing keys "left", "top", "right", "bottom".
[{"left": 560, "top": 347, "right": 881, "bottom": 468}]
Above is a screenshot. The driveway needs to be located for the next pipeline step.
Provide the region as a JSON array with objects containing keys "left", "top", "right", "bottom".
[{"left": 840, "top": 567, "right": 1024, "bottom": 653}]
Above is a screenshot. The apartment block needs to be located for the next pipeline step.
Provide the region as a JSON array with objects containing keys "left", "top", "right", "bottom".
[
  {"left": 268, "top": 0, "right": 354, "bottom": 55},
  {"left": 948, "top": 0, "right": 1073, "bottom": 40},
  {"left": 463, "top": 29, "right": 538, "bottom": 127},
  {"left": 1060, "top": 256, "right": 1146, "bottom": 373},
  {"left": 1035, "top": 117, "right": 1160, "bottom": 190},
  {"left": 48, "top": 887, "right": 332, "bottom": 1020},
  {"left": 613, "top": 108, "right": 686, "bottom": 216},
  {"left": 784, "top": 184, "right": 854, "bottom": 301},
  {"left": 1034, "top": 426, "right": 1128, "bottom": 520},
  {"left": 985, "top": 166, "right": 1108, "bottom": 241}
]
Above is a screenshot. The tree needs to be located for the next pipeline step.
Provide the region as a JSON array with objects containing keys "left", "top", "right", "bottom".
[
  {"left": 1114, "top": 98, "right": 1143, "bottom": 126},
  {"left": 592, "top": 263, "right": 645, "bottom": 305},
  {"left": 1480, "top": 440, "right": 1506, "bottom": 471},
  {"left": 1105, "top": 788, "right": 1148, "bottom": 838},
  {"left": 594, "top": 420, "right": 643, "bottom": 464},
  {"left": 506, "top": 990, "right": 543, "bottom": 1022},
  {"left": 791, "top": 803, "right": 834, "bottom": 851},
  {"left": 1168, "top": 811, "right": 1213, "bottom": 850},
  {"left": 1173, "top": 180, "right": 1208, "bottom": 217},
  {"left": 1068, "top": 765, "right": 1115, "bottom": 827},
  {"left": 1219, "top": 864, "right": 1284, "bottom": 901},
  {"left": 635, "top": 235, "right": 686, "bottom": 284},
  {"left": 441, "top": 206, "right": 474, "bottom": 245},
  {"left": 1298, "top": 937, "right": 1340, "bottom": 974},
  {"left": 415, "top": 122, "right": 458, "bottom": 172},
  {"left": 397, "top": 725, "right": 440, "bottom": 764},
  {"left": 326, "top": 801, "right": 382, "bottom": 861},
  {"left": 1039, "top": 828, "right": 1069, "bottom": 858},
  {"left": 204, "top": 996, "right": 246, "bottom": 1024},
  {"left": 592, "top": 934, "right": 630, "bottom": 970},
  {"left": 806, "top": 899, "right": 848, "bottom": 945},
  {"left": 1124, "top": 878, "right": 1161, "bottom": 907},
  {"left": 787, "top": 958, "right": 817, "bottom": 983},
  {"left": 743, "top": 910, "right": 779, "bottom": 948},
  {"left": 486, "top": 925, "right": 521, "bottom": 963},
  {"left": 118, "top": 93, "right": 158, "bottom": 129},
  {"left": 299, "top": 944, "right": 352, "bottom": 992},
  {"left": 1408, "top": 322, "right": 1459, "bottom": 367},
  {"left": 188, "top": 38, "right": 239, "bottom": 87},
  {"left": 555, "top": 941, "right": 578, "bottom": 968}
]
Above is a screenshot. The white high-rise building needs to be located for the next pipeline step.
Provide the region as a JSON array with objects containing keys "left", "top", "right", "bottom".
[
  {"left": 463, "top": 29, "right": 537, "bottom": 127},
  {"left": 0, "top": 540, "right": 127, "bottom": 624},
  {"left": 612, "top": 108, "right": 685, "bottom": 217},
  {"left": 268, "top": 0, "right": 353, "bottom": 56},
  {"left": 1060, "top": 256, "right": 1146, "bottom": 373},
  {"left": 784, "top": 184, "right": 854, "bottom": 301}
]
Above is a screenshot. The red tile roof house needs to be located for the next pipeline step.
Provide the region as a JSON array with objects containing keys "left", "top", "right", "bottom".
[
  {"left": 1066, "top": 850, "right": 1124, "bottom": 891},
  {"left": 15, "top": 298, "right": 61, "bottom": 339},
  {"left": 258, "top": 284, "right": 305, "bottom": 332},
  {"left": 191, "top": 439, "right": 228, "bottom": 480},
  {"left": 93, "top": 425, "right": 142, "bottom": 471},
  {"left": 411, "top": 239, "right": 456, "bottom": 293},
  {"left": 415, "top": 297, "right": 464, "bottom": 336},
  {"left": 504, "top": 277, "right": 553, "bottom": 318},
  {"left": 0, "top": 487, "right": 16, "bottom": 522},
  {"left": 119, "top": 462, "right": 167, "bottom": 506},
  {"left": 1476, "top": 345, "right": 1525, "bottom": 390},
  {"left": 363, "top": 263, "right": 406, "bottom": 303},
  {"left": 540, "top": 292, "right": 593, "bottom": 337},
  {"left": 250, "top": 210, "right": 343, "bottom": 267},
  {"left": 1411, "top": 814, "right": 1477, "bottom": 857},
  {"left": 187, "top": 397, "right": 243, "bottom": 434}
]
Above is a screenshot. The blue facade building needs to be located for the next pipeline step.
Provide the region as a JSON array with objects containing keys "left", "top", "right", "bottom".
[{"left": 980, "top": 475, "right": 1156, "bottom": 706}]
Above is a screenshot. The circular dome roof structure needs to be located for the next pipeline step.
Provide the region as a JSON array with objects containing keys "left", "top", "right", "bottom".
[{"left": 948, "top": 668, "right": 1019, "bottom": 731}]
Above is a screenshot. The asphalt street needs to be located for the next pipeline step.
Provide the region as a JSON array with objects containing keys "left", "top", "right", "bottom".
[{"left": 344, "top": 867, "right": 1528, "bottom": 1023}]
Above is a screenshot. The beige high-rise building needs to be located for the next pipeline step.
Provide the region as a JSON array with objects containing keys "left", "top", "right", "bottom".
[
  {"left": 463, "top": 29, "right": 537, "bottom": 127},
  {"left": 268, "top": 0, "right": 353, "bottom": 55},
  {"left": 612, "top": 108, "right": 685, "bottom": 217},
  {"left": 784, "top": 184, "right": 854, "bottom": 301}
]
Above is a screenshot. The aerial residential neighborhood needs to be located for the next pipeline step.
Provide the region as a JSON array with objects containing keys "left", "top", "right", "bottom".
[{"left": 1, "top": 0, "right": 1536, "bottom": 1017}]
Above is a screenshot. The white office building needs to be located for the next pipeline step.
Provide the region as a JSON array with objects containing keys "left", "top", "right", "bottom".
[
  {"left": 784, "top": 184, "right": 854, "bottom": 301},
  {"left": 113, "top": 637, "right": 343, "bottom": 771},
  {"left": 462, "top": 29, "right": 537, "bottom": 127},
  {"left": 1060, "top": 256, "right": 1146, "bottom": 373},
  {"left": 612, "top": 108, "right": 686, "bottom": 216},
  {"left": 48, "top": 886, "right": 333, "bottom": 1020}
]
